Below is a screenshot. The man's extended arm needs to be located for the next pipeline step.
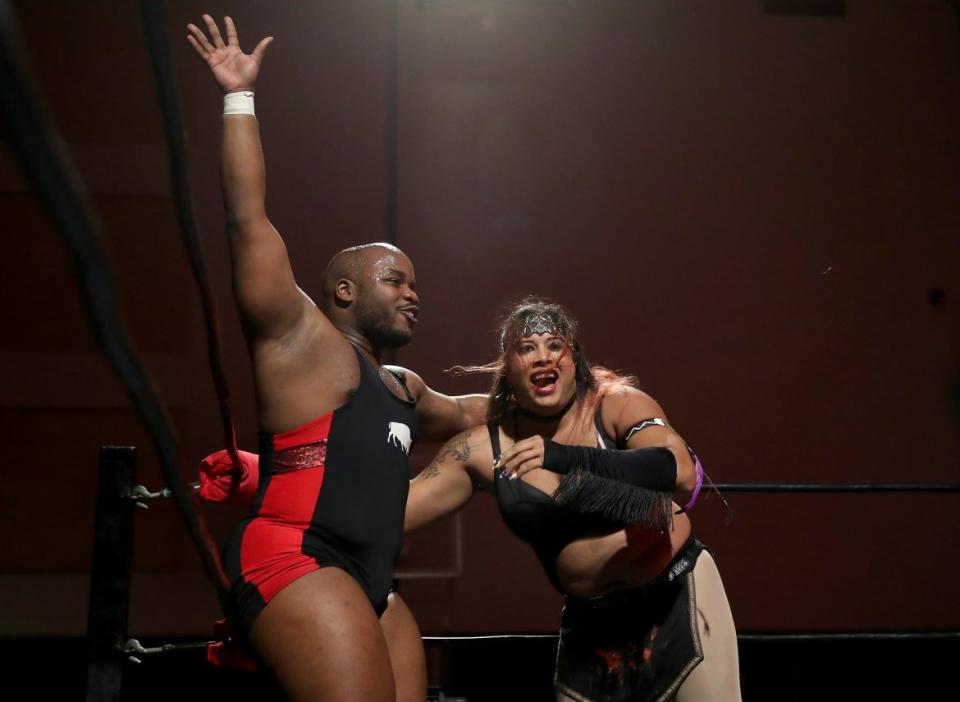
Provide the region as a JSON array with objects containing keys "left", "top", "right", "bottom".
[
  {"left": 188, "top": 15, "right": 311, "bottom": 342},
  {"left": 385, "top": 365, "right": 487, "bottom": 440}
]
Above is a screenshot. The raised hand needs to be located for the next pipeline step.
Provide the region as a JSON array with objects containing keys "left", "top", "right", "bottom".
[{"left": 186, "top": 15, "right": 272, "bottom": 93}]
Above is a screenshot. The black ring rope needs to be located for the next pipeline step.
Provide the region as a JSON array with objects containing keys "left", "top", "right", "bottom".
[
  {"left": 422, "top": 631, "right": 960, "bottom": 642},
  {"left": 735, "top": 631, "right": 960, "bottom": 642},
  {"left": 0, "top": 1, "right": 230, "bottom": 604},
  {"left": 121, "top": 630, "right": 960, "bottom": 659},
  {"left": 712, "top": 483, "right": 960, "bottom": 493}
]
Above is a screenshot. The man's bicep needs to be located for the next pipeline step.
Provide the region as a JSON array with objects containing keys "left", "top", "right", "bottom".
[
  {"left": 416, "top": 388, "right": 487, "bottom": 440},
  {"left": 229, "top": 220, "right": 317, "bottom": 339}
]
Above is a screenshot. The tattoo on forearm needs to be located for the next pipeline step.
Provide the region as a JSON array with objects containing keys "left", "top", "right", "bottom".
[{"left": 417, "top": 431, "right": 471, "bottom": 481}]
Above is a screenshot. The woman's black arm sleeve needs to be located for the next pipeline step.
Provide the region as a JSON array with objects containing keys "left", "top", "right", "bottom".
[{"left": 542, "top": 440, "right": 677, "bottom": 492}]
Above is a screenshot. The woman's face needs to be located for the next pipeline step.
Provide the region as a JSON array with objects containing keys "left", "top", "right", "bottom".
[{"left": 505, "top": 333, "right": 577, "bottom": 415}]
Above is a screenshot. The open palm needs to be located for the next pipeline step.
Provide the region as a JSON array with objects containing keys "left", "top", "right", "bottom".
[{"left": 187, "top": 15, "right": 272, "bottom": 93}]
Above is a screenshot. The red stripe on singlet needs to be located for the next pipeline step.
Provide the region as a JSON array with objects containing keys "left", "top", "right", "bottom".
[{"left": 240, "top": 412, "right": 334, "bottom": 603}]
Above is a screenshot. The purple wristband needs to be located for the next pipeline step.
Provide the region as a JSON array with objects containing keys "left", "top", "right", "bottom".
[{"left": 682, "top": 456, "right": 704, "bottom": 512}]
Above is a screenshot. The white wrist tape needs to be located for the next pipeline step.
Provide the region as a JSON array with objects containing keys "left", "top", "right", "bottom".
[{"left": 224, "top": 91, "right": 255, "bottom": 116}]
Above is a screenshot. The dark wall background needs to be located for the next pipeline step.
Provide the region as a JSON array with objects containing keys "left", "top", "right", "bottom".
[{"left": 1, "top": 0, "right": 957, "bottom": 638}]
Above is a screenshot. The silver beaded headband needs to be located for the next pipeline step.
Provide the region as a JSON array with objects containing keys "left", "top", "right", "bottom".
[{"left": 500, "top": 312, "right": 569, "bottom": 351}]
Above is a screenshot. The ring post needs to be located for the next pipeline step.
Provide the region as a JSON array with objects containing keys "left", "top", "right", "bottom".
[{"left": 85, "top": 445, "right": 137, "bottom": 702}]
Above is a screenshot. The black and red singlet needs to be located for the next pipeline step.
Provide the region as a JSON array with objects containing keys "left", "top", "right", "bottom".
[{"left": 223, "top": 347, "right": 417, "bottom": 630}]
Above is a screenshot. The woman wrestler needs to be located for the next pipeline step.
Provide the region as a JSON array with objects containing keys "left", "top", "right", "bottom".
[{"left": 406, "top": 299, "right": 742, "bottom": 701}]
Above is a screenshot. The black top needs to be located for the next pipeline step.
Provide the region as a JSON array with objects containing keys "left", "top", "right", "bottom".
[{"left": 490, "top": 408, "right": 621, "bottom": 592}]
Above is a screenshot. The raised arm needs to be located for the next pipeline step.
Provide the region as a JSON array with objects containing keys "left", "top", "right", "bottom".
[
  {"left": 405, "top": 426, "right": 491, "bottom": 533},
  {"left": 187, "top": 15, "right": 310, "bottom": 341},
  {"left": 385, "top": 366, "right": 488, "bottom": 441}
]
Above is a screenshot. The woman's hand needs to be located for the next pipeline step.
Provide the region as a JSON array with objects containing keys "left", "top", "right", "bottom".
[
  {"left": 186, "top": 15, "right": 272, "bottom": 93},
  {"left": 495, "top": 435, "right": 546, "bottom": 479}
]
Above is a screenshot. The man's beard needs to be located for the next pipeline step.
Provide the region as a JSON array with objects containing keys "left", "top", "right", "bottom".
[{"left": 356, "top": 298, "right": 413, "bottom": 349}]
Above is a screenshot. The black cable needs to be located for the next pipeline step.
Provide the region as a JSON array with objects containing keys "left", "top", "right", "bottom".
[
  {"left": 0, "top": 0, "right": 230, "bottom": 604},
  {"left": 138, "top": 0, "right": 242, "bottom": 472}
]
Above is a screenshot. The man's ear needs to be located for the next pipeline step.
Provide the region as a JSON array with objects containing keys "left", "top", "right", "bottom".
[{"left": 335, "top": 278, "right": 356, "bottom": 306}]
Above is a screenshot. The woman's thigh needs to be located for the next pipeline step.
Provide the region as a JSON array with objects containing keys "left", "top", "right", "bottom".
[
  {"left": 250, "top": 567, "right": 396, "bottom": 702},
  {"left": 675, "top": 551, "right": 741, "bottom": 702}
]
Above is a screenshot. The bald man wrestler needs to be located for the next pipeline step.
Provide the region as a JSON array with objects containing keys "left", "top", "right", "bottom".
[{"left": 187, "top": 15, "right": 485, "bottom": 702}]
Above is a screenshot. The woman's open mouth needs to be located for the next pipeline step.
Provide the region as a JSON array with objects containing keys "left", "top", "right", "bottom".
[{"left": 530, "top": 369, "right": 559, "bottom": 396}]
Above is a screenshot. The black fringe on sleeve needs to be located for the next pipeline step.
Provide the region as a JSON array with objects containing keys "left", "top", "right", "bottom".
[{"left": 552, "top": 469, "right": 673, "bottom": 531}]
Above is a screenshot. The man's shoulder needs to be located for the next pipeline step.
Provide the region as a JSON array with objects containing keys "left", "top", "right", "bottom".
[{"left": 382, "top": 364, "right": 425, "bottom": 396}]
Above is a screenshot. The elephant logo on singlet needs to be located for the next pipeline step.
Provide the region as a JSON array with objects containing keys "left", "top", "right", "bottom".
[{"left": 386, "top": 422, "right": 412, "bottom": 455}]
